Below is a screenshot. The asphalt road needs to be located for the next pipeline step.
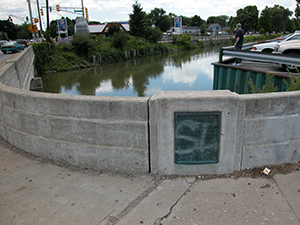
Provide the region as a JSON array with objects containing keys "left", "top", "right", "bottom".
[{"left": 0, "top": 51, "right": 16, "bottom": 64}]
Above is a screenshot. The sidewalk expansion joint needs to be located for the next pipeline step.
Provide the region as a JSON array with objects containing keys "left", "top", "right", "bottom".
[{"left": 154, "top": 181, "right": 196, "bottom": 225}]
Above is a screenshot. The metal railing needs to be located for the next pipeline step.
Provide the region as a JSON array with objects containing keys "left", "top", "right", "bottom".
[{"left": 219, "top": 43, "right": 300, "bottom": 67}]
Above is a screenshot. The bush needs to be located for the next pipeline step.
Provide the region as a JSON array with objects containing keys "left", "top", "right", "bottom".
[
  {"left": 172, "top": 34, "right": 194, "bottom": 50},
  {"left": 248, "top": 72, "right": 279, "bottom": 93},
  {"left": 144, "top": 26, "right": 162, "bottom": 43},
  {"left": 111, "top": 32, "right": 130, "bottom": 50},
  {"left": 71, "top": 34, "right": 95, "bottom": 57}
]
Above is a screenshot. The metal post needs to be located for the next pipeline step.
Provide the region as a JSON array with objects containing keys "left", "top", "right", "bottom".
[
  {"left": 81, "top": 0, "right": 85, "bottom": 18},
  {"left": 36, "top": 0, "right": 43, "bottom": 36},
  {"left": 27, "top": 0, "right": 35, "bottom": 39},
  {"left": 46, "top": 0, "right": 49, "bottom": 30},
  {"left": 219, "top": 47, "right": 223, "bottom": 63}
]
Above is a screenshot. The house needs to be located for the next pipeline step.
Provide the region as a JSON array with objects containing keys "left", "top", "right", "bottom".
[
  {"left": 207, "top": 23, "right": 221, "bottom": 35},
  {"left": 88, "top": 22, "right": 129, "bottom": 37},
  {"left": 167, "top": 26, "right": 200, "bottom": 35}
]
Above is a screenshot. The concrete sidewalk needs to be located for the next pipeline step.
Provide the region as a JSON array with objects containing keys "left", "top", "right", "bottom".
[{"left": 1, "top": 138, "right": 300, "bottom": 225}]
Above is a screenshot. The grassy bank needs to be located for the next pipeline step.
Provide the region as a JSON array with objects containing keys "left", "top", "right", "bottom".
[{"left": 32, "top": 33, "right": 280, "bottom": 75}]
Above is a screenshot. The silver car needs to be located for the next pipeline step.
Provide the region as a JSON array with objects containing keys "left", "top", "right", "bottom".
[{"left": 251, "top": 32, "right": 300, "bottom": 53}]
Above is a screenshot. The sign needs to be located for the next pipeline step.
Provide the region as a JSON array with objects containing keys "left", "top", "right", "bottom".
[
  {"left": 174, "top": 17, "right": 182, "bottom": 28},
  {"left": 57, "top": 19, "right": 67, "bottom": 32},
  {"left": 28, "top": 24, "right": 37, "bottom": 33},
  {"left": 174, "top": 112, "right": 220, "bottom": 164}
]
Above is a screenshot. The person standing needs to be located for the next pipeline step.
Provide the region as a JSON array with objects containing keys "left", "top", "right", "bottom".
[{"left": 233, "top": 23, "right": 244, "bottom": 66}]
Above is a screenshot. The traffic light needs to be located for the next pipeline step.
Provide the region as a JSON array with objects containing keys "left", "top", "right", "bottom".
[
  {"left": 40, "top": 9, "right": 44, "bottom": 16},
  {"left": 85, "top": 7, "right": 88, "bottom": 20},
  {"left": 26, "top": 16, "right": 29, "bottom": 22},
  {"left": 8, "top": 16, "right": 13, "bottom": 23},
  {"left": 34, "top": 18, "right": 39, "bottom": 23},
  {"left": 56, "top": 4, "right": 60, "bottom": 12}
]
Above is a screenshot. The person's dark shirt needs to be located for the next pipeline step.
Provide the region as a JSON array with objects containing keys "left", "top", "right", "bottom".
[{"left": 235, "top": 29, "right": 244, "bottom": 46}]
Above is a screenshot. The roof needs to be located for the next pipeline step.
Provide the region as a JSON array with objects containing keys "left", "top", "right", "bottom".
[
  {"left": 207, "top": 23, "right": 221, "bottom": 30},
  {"left": 88, "top": 22, "right": 130, "bottom": 34},
  {"left": 88, "top": 24, "right": 106, "bottom": 33}
]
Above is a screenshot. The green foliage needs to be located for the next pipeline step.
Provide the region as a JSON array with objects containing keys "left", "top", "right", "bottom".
[
  {"left": 129, "top": 1, "right": 146, "bottom": 37},
  {"left": 172, "top": 34, "right": 194, "bottom": 50},
  {"left": 111, "top": 32, "right": 130, "bottom": 49},
  {"left": 71, "top": 34, "right": 95, "bottom": 57},
  {"left": 259, "top": 28, "right": 265, "bottom": 34},
  {"left": 147, "top": 8, "right": 171, "bottom": 32},
  {"left": 144, "top": 26, "right": 162, "bottom": 43},
  {"left": 108, "top": 24, "right": 121, "bottom": 37},
  {"left": 32, "top": 42, "right": 92, "bottom": 75},
  {"left": 284, "top": 69, "right": 300, "bottom": 91},
  {"left": 248, "top": 73, "right": 279, "bottom": 93},
  {"left": 233, "top": 6, "right": 259, "bottom": 32},
  {"left": 257, "top": 6, "right": 272, "bottom": 33}
]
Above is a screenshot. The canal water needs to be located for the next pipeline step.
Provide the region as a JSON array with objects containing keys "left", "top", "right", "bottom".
[{"left": 41, "top": 47, "right": 221, "bottom": 97}]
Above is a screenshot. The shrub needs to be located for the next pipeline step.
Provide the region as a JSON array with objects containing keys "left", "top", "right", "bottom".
[
  {"left": 248, "top": 72, "right": 279, "bottom": 93},
  {"left": 111, "top": 32, "right": 131, "bottom": 50},
  {"left": 71, "top": 34, "right": 95, "bottom": 57}
]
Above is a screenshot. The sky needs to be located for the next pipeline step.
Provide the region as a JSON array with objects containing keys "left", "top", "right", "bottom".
[{"left": 0, "top": 0, "right": 297, "bottom": 30}]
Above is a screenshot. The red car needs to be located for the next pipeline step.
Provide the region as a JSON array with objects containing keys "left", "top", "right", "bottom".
[{"left": 16, "top": 39, "right": 28, "bottom": 47}]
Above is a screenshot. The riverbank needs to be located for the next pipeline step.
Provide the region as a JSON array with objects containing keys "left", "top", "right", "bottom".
[{"left": 32, "top": 34, "right": 280, "bottom": 75}]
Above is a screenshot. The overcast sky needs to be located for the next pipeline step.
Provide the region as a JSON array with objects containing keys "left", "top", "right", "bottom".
[{"left": 0, "top": 0, "right": 297, "bottom": 29}]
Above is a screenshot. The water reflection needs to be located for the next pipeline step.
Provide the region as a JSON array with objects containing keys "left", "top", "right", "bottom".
[{"left": 42, "top": 47, "right": 219, "bottom": 97}]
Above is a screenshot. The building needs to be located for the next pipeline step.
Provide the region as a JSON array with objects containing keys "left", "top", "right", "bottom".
[
  {"left": 89, "top": 22, "right": 129, "bottom": 37},
  {"left": 167, "top": 26, "right": 200, "bottom": 35},
  {"left": 207, "top": 23, "right": 221, "bottom": 35}
]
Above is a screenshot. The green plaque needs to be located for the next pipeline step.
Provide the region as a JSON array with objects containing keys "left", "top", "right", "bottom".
[{"left": 174, "top": 112, "right": 221, "bottom": 164}]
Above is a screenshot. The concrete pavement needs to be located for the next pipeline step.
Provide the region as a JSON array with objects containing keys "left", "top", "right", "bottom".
[{"left": 1, "top": 137, "right": 300, "bottom": 225}]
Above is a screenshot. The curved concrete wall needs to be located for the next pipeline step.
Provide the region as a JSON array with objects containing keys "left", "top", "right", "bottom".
[
  {"left": 0, "top": 47, "right": 150, "bottom": 173},
  {"left": 150, "top": 90, "right": 300, "bottom": 175},
  {"left": 0, "top": 47, "right": 299, "bottom": 175}
]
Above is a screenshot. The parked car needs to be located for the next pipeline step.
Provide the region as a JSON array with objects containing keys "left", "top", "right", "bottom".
[
  {"left": 1, "top": 41, "right": 25, "bottom": 54},
  {"left": 273, "top": 39, "right": 300, "bottom": 71},
  {"left": 16, "top": 39, "right": 28, "bottom": 47},
  {"left": 251, "top": 32, "right": 300, "bottom": 53},
  {"left": 0, "top": 40, "right": 7, "bottom": 47}
]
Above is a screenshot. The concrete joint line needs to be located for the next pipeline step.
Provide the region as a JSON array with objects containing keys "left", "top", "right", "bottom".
[
  {"left": 106, "top": 178, "right": 164, "bottom": 225},
  {"left": 272, "top": 177, "right": 300, "bottom": 222},
  {"left": 154, "top": 181, "right": 196, "bottom": 225}
]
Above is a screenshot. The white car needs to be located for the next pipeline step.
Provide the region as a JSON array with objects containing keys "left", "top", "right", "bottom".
[
  {"left": 273, "top": 39, "right": 300, "bottom": 71},
  {"left": 251, "top": 32, "right": 300, "bottom": 53}
]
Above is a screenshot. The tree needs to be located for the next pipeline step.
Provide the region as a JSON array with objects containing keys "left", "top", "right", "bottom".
[
  {"left": 295, "top": 0, "right": 300, "bottom": 20},
  {"left": 257, "top": 6, "right": 272, "bottom": 33},
  {"left": 147, "top": 8, "right": 170, "bottom": 32},
  {"left": 181, "top": 16, "right": 191, "bottom": 26},
  {"left": 190, "top": 15, "right": 204, "bottom": 27},
  {"left": 108, "top": 24, "right": 120, "bottom": 37},
  {"left": 129, "top": 1, "right": 146, "bottom": 37},
  {"left": 16, "top": 23, "right": 32, "bottom": 39},
  {"left": 0, "top": 19, "right": 18, "bottom": 39},
  {"left": 269, "top": 5, "right": 293, "bottom": 32},
  {"left": 168, "top": 13, "right": 177, "bottom": 27},
  {"left": 144, "top": 26, "right": 162, "bottom": 43},
  {"left": 234, "top": 5, "right": 259, "bottom": 32}
]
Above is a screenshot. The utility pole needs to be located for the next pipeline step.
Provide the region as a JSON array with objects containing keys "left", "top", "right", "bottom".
[
  {"left": 81, "top": 0, "right": 85, "bottom": 18},
  {"left": 27, "top": 0, "right": 35, "bottom": 39},
  {"left": 45, "top": 0, "right": 50, "bottom": 42},
  {"left": 36, "top": 0, "right": 43, "bottom": 36}
]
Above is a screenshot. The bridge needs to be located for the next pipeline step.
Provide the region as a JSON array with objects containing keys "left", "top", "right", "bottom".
[{"left": 0, "top": 45, "right": 299, "bottom": 176}]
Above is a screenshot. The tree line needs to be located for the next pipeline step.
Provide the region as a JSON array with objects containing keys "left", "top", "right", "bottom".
[{"left": 1, "top": 1, "right": 299, "bottom": 40}]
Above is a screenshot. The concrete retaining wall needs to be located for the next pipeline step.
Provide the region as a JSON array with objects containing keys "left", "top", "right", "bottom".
[
  {"left": 0, "top": 46, "right": 34, "bottom": 90},
  {"left": 0, "top": 46, "right": 299, "bottom": 175},
  {"left": 150, "top": 90, "right": 300, "bottom": 175}
]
